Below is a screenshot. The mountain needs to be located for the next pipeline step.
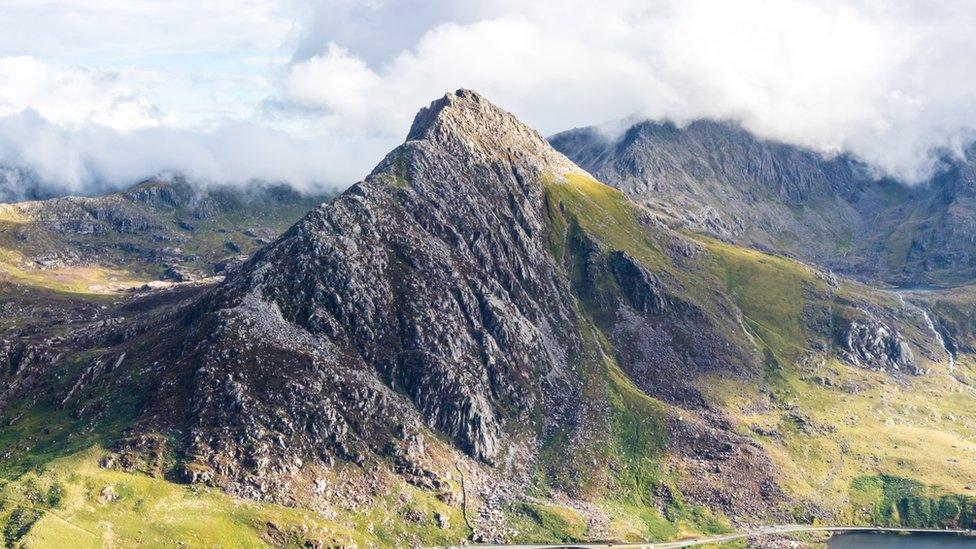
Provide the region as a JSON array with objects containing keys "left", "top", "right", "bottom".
[
  {"left": 0, "top": 176, "right": 329, "bottom": 292},
  {"left": 550, "top": 119, "right": 976, "bottom": 286},
  {"left": 2, "top": 91, "right": 976, "bottom": 547}
]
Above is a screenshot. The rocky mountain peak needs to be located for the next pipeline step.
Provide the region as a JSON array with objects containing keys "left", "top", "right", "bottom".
[
  {"left": 404, "top": 88, "right": 584, "bottom": 178},
  {"left": 129, "top": 89, "right": 594, "bottom": 485}
]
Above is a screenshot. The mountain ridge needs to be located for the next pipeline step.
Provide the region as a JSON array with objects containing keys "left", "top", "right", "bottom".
[
  {"left": 0, "top": 175, "right": 330, "bottom": 291},
  {"left": 551, "top": 117, "right": 976, "bottom": 285},
  {"left": 133, "top": 89, "right": 588, "bottom": 470}
]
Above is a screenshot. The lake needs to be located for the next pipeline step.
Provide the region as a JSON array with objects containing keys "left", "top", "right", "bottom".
[{"left": 829, "top": 533, "right": 976, "bottom": 547}]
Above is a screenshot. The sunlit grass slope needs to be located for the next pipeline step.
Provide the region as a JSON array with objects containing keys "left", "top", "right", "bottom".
[
  {"left": 0, "top": 447, "right": 469, "bottom": 548},
  {"left": 546, "top": 170, "right": 976, "bottom": 530}
]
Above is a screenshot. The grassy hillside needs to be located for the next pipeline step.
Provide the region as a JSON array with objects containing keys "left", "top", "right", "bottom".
[
  {"left": 0, "top": 447, "right": 470, "bottom": 548},
  {"left": 543, "top": 171, "right": 976, "bottom": 531},
  {"left": 696, "top": 239, "right": 976, "bottom": 525}
]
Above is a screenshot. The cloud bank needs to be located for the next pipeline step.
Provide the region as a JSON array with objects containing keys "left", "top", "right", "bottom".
[{"left": 3, "top": 0, "right": 976, "bottom": 198}]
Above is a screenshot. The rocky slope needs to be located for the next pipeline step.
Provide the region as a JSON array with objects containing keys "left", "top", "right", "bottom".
[
  {"left": 1, "top": 91, "right": 976, "bottom": 547},
  {"left": 551, "top": 120, "right": 976, "bottom": 285}
]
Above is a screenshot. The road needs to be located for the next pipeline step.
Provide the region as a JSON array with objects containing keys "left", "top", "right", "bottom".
[{"left": 451, "top": 524, "right": 976, "bottom": 549}]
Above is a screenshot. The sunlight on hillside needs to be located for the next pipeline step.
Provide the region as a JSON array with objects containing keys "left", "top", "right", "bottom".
[
  {"left": 2, "top": 447, "right": 470, "bottom": 548},
  {"left": 0, "top": 249, "right": 146, "bottom": 294}
]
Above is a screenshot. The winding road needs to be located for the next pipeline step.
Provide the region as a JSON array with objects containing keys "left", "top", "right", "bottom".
[{"left": 453, "top": 525, "right": 975, "bottom": 548}]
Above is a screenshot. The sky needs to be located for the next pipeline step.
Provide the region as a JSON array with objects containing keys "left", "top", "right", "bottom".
[{"left": 2, "top": 0, "right": 976, "bottom": 197}]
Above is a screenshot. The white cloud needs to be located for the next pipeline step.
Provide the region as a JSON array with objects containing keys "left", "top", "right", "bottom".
[
  {"left": 0, "top": 57, "right": 159, "bottom": 131},
  {"left": 4, "top": 0, "right": 976, "bottom": 197},
  {"left": 0, "top": 109, "right": 383, "bottom": 196},
  {"left": 0, "top": 1, "right": 302, "bottom": 61},
  {"left": 283, "top": 44, "right": 381, "bottom": 119},
  {"left": 279, "top": 0, "right": 976, "bottom": 183}
]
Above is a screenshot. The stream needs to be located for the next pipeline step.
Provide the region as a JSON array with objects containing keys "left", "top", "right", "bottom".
[
  {"left": 829, "top": 532, "right": 976, "bottom": 547},
  {"left": 895, "top": 292, "right": 955, "bottom": 374}
]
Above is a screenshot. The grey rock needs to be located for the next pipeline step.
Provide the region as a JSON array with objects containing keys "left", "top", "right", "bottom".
[
  {"left": 128, "top": 90, "right": 588, "bottom": 491},
  {"left": 162, "top": 264, "right": 203, "bottom": 283},
  {"left": 842, "top": 315, "right": 919, "bottom": 374}
]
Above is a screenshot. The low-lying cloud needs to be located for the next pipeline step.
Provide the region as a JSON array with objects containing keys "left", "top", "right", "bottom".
[
  {"left": 0, "top": 109, "right": 389, "bottom": 199},
  {"left": 3, "top": 0, "right": 976, "bottom": 199},
  {"left": 283, "top": 0, "right": 976, "bottom": 184}
]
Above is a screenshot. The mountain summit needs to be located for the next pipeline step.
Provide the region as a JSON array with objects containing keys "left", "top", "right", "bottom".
[
  {"left": 138, "top": 89, "right": 586, "bottom": 468},
  {"left": 404, "top": 88, "right": 586, "bottom": 176}
]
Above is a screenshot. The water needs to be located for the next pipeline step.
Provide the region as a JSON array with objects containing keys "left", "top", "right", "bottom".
[
  {"left": 829, "top": 532, "right": 976, "bottom": 547},
  {"left": 894, "top": 284, "right": 947, "bottom": 292},
  {"left": 895, "top": 292, "right": 956, "bottom": 373}
]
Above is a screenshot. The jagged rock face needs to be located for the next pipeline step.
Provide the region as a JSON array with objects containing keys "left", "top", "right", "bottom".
[
  {"left": 888, "top": 154, "right": 976, "bottom": 281},
  {"left": 551, "top": 119, "right": 976, "bottom": 285},
  {"left": 0, "top": 340, "right": 56, "bottom": 409},
  {"left": 552, "top": 120, "right": 867, "bottom": 204},
  {"left": 6, "top": 178, "right": 306, "bottom": 235},
  {"left": 103, "top": 91, "right": 786, "bottom": 520},
  {"left": 14, "top": 195, "right": 164, "bottom": 234},
  {"left": 608, "top": 251, "right": 670, "bottom": 315},
  {"left": 137, "top": 90, "right": 591, "bottom": 484},
  {"left": 841, "top": 316, "right": 919, "bottom": 374}
]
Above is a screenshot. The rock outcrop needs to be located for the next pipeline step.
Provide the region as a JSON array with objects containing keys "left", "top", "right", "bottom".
[
  {"left": 118, "top": 91, "right": 776, "bottom": 517},
  {"left": 0, "top": 177, "right": 327, "bottom": 278},
  {"left": 841, "top": 316, "right": 919, "bottom": 374}
]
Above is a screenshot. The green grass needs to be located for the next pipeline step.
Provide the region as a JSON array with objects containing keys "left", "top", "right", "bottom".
[
  {"left": 0, "top": 188, "right": 324, "bottom": 294},
  {"left": 506, "top": 502, "right": 588, "bottom": 543},
  {"left": 4, "top": 448, "right": 359, "bottom": 548},
  {"left": 0, "top": 249, "right": 146, "bottom": 295},
  {"left": 531, "top": 172, "right": 735, "bottom": 543},
  {"left": 0, "top": 447, "right": 471, "bottom": 548},
  {"left": 0, "top": 346, "right": 144, "bottom": 480},
  {"left": 605, "top": 347, "right": 668, "bottom": 504},
  {"left": 544, "top": 173, "right": 669, "bottom": 271},
  {"left": 700, "top": 237, "right": 825, "bottom": 363},
  {"left": 849, "top": 475, "right": 976, "bottom": 528},
  {"left": 7, "top": 168, "right": 976, "bottom": 545},
  {"left": 0, "top": 341, "right": 470, "bottom": 547}
]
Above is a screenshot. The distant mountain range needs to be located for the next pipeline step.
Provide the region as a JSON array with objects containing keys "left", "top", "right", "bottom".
[
  {"left": 1, "top": 91, "right": 976, "bottom": 547},
  {"left": 0, "top": 176, "right": 329, "bottom": 291},
  {"left": 552, "top": 119, "right": 976, "bottom": 286}
]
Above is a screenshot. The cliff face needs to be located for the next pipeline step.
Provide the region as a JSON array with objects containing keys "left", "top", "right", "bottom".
[
  {"left": 139, "top": 90, "right": 587, "bottom": 473},
  {"left": 552, "top": 120, "right": 868, "bottom": 203},
  {"left": 0, "top": 177, "right": 327, "bottom": 282}
]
